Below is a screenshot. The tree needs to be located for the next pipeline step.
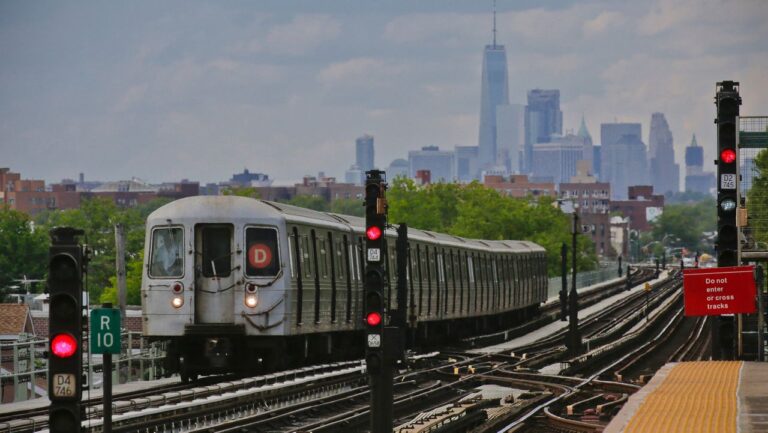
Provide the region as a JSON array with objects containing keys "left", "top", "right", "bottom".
[
  {"left": 651, "top": 198, "right": 716, "bottom": 253},
  {"left": 221, "top": 186, "right": 260, "bottom": 199},
  {"left": 330, "top": 198, "right": 364, "bottom": 217},
  {"left": 0, "top": 208, "right": 48, "bottom": 299},
  {"left": 387, "top": 181, "right": 597, "bottom": 276},
  {"left": 281, "top": 195, "right": 329, "bottom": 212},
  {"left": 34, "top": 197, "right": 163, "bottom": 302},
  {"left": 100, "top": 251, "right": 143, "bottom": 305}
]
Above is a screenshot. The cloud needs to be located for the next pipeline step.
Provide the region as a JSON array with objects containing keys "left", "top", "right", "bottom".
[
  {"left": 318, "top": 57, "right": 404, "bottom": 87},
  {"left": 248, "top": 14, "right": 341, "bottom": 55},
  {"left": 583, "top": 11, "right": 625, "bottom": 37}
]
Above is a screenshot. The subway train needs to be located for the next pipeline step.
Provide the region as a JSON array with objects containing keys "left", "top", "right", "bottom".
[{"left": 141, "top": 196, "right": 548, "bottom": 380}]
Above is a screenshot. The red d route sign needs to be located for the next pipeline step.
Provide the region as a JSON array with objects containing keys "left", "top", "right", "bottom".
[
  {"left": 248, "top": 243, "right": 273, "bottom": 269},
  {"left": 683, "top": 265, "right": 756, "bottom": 316}
]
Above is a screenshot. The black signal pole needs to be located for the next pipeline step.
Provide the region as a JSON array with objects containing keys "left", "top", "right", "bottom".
[
  {"left": 560, "top": 243, "right": 568, "bottom": 321},
  {"left": 567, "top": 211, "right": 582, "bottom": 354}
]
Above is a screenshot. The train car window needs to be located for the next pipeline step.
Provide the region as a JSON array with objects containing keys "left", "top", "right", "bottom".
[
  {"left": 426, "top": 247, "right": 433, "bottom": 315},
  {"left": 336, "top": 238, "right": 345, "bottom": 280},
  {"left": 437, "top": 251, "right": 445, "bottom": 283},
  {"left": 244, "top": 227, "right": 280, "bottom": 277},
  {"left": 318, "top": 238, "right": 329, "bottom": 279},
  {"left": 343, "top": 235, "right": 352, "bottom": 323},
  {"left": 311, "top": 229, "right": 321, "bottom": 324},
  {"left": 301, "top": 236, "right": 312, "bottom": 278},
  {"left": 449, "top": 250, "right": 456, "bottom": 314},
  {"left": 457, "top": 250, "right": 465, "bottom": 313},
  {"left": 327, "top": 232, "right": 337, "bottom": 323},
  {"left": 201, "top": 226, "right": 232, "bottom": 278},
  {"left": 416, "top": 244, "right": 424, "bottom": 316},
  {"left": 467, "top": 255, "right": 475, "bottom": 284},
  {"left": 292, "top": 227, "right": 303, "bottom": 326},
  {"left": 149, "top": 227, "right": 184, "bottom": 278},
  {"left": 288, "top": 229, "right": 296, "bottom": 279}
]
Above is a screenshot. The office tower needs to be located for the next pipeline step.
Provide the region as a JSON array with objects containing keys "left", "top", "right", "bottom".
[
  {"left": 356, "top": 134, "right": 374, "bottom": 173},
  {"left": 531, "top": 134, "right": 584, "bottom": 185},
  {"left": 387, "top": 159, "right": 409, "bottom": 180},
  {"left": 685, "top": 134, "right": 715, "bottom": 194},
  {"left": 524, "top": 89, "right": 563, "bottom": 173},
  {"left": 477, "top": 7, "right": 510, "bottom": 172},
  {"left": 345, "top": 165, "right": 364, "bottom": 186},
  {"left": 648, "top": 113, "right": 680, "bottom": 195},
  {"left": 454, "top": 146, "right": 479, "bottom": 182},
  {"left": 578, "top": 116, "right": 594, "bottom": 167},
  {"left": 408, "top": 146, "right": 454, "bottom": 182},
  {"left": 496, "top": 104, "right": 525, "bottom": 174},
  {"left": 601, "top": 123, "right": 648, "bottom": 199}
]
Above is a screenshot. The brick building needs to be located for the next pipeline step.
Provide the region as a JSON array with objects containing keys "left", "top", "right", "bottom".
[
  {"left": 559, "top": 181, "right": 613, "bottom": 257},
  {"left": 610, "top": 185, "right": 665, "bottom": 232},
  {"left": 0, "top": 168, "right": 54, "bottom": 215},
  {"left": 483, "top": 174, "right": 556, "bottom": 198},
  {"left": 255, "top": 175, "right": 364, "bottom": 203}
]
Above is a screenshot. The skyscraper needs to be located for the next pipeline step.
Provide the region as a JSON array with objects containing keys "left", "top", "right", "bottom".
[
  {"left": 408, "top": 146, "right": 454, "bottom": 182},
  {"left": 524, "top": 89, "right": 563, "bottom": 173},
  {"left": 496, "top": 104, "right": 525, "bottom": 174},
  {"left": 355, "top": 134, "right": 374, "bottom": 173},
  {"left": 601, "top": 123, "right": 648, "bottom": 199},
  {"left": 477, "top": 7, "right": 509, "bottom": 173},
  {"left": 648, "top": 113, "right": 679, "bottom": 195},
  {"left": 685, "top": 134, "right": 715, "bottom": 195}
]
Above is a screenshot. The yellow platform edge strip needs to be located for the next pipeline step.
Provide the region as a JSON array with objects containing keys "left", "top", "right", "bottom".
[{"left": 623, "top": 361, "right": 742, "bottom": 433}]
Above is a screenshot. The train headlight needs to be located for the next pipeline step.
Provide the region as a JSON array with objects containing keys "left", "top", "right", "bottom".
[
  {"left": 171, "top": 296, "right": 184, "bottom": 308},
  {"left": 245, "top": 294, "right": 258, "bottom": 308}
]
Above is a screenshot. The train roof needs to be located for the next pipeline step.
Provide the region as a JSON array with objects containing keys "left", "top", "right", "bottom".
[{"left": 147, "top": 196, "right": 545, "bottom": 254}]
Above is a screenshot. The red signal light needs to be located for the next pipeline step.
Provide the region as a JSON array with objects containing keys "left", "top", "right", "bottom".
[
  {"left": 51, "top": 333, "right": 77, "bottom": 358},
  {"left": 366, "top": 312, "right": 382, "bottom": 326},
  {"left": 366, "top": 226, "right": 382, "bottom": 241},
  {"left": 720, "top": 148, "right": 736, "bottom": 164}
]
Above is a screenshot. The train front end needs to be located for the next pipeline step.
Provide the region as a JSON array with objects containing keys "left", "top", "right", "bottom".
[{"left": 141, "top": 196, "right": 289, "bottom": 379}]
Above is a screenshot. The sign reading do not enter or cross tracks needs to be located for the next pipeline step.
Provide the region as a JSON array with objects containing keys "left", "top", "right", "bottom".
[
  {"left": 682, "top": 265, "right": 757, "bottom": 316},
  {"left": 90, "top": 308, "right": 121, "bottom": 354}
]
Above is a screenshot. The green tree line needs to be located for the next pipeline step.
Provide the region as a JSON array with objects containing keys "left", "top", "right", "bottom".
[{"left": 386, "top": 178, "right": 597, "bottom": 276}]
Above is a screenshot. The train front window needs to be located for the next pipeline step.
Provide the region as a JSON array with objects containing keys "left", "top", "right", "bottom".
[
  {"left": 202, "top": 226, "right": 232, "bottom": 278},
  {"left": 149, "top": 227, "right": 184, "bottom": 278},
  {"left": 245, "top": 227, "right": 280, "bottom": 277}
]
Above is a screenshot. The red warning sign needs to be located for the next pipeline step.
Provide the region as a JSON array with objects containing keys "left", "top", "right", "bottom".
[
  {"left": 683, "top": 265, "right": 756, "bottom": 316},
  {"left": 248, "top": 243, "right": 273, "bottom": 269}
]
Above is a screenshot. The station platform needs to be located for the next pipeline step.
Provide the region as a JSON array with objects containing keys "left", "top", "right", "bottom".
[
  {"left": 605, "top": 361, "right": 768, "bottom": 433},
  {"left": 470, "top": 270, "right": 671, "bottom": 354}
]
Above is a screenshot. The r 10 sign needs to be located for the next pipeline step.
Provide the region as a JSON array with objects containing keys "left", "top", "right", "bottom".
[{"left": 90, "top": 308, "right": 121, "bottom": 354}]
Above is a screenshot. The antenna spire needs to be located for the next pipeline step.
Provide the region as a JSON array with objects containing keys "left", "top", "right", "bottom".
[{"left": 493, "top": 0, "right": 497, "bottom": 47}]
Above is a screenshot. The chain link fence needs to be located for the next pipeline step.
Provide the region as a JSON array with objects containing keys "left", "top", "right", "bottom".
[{"left": 739, "top": 116, "right": 768, "bottom": 251}]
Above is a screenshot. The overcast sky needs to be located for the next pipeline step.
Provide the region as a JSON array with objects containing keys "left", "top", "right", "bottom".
[{"left": 1, "top": 0, "right": 767, "bottom": 185}]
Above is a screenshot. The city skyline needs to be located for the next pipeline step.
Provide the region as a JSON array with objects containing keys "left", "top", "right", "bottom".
[{"left": 1, "top": 1, "right": 767, "bottom": 184}]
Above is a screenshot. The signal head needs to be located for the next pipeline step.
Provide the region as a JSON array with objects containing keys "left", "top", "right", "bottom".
[
  {"left": 366, "top": 226, "right": 382, "bottom": 241},
  {"left": 365, "top": 311, "right": 382, "bottom": 326},
  {"left": 51, "top": 333, "right": 78, "bottom": 358},
  {"left": 720, "top": 148, "right": 736, "bottom": 164}
]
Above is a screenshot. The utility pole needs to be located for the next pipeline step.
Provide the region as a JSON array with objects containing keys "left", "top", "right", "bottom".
[{"left": 114, "top": 223, "right": 126, "bottom": 320}]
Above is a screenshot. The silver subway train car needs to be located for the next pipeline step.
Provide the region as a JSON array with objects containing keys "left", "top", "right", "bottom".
[{"left": 142, "top": 196, "right": 548, "bottom": 379}]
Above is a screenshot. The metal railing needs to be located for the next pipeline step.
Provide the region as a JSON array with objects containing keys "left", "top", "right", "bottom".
[
  {"left": 0, "top": 331, "right": 168, "bottom": 403},
  {"left": 547, "top": 262, "right": 621, "bottom": 299}
]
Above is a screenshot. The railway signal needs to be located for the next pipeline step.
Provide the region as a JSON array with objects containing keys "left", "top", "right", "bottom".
[
  {"left": 713, "top": 80, "right": 741, "bottom": 361},
  {"left": 715, "top": 81, "right": 741, "bottom": 267},
  {"left": 48, "top": 227, "right": 85, "bottom": 433},
  {"left": 364, "top": 169, "right": 393, "bottom": 433}
]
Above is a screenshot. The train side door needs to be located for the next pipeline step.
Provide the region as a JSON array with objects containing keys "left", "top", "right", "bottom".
[{"left": 195, "top": 224, "right": 235, "bottom": 324}]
